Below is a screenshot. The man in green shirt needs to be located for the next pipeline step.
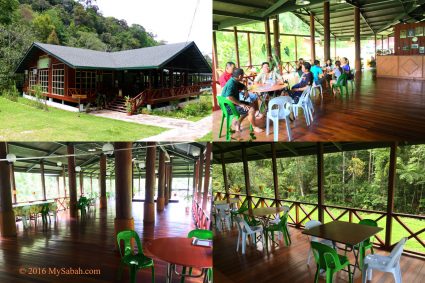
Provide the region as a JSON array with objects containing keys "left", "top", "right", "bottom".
[{"left": 221, "top": 68, "right": 264, "bottom": 133}]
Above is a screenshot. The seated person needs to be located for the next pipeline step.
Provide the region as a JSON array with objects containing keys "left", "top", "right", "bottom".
[
  {"left": 296, "top": 58, "right": 305, "bottom": 77},
  {"left": 330, "top": 60, "right": 343, "bottom": 94},
  {"left": 310, "top": 60, "right": 324, "bottom": 86},
  {"left": 341, "top": 57, "right": 351, "bottom": 74},
  {"left": 219, "top": 61, "right": 236, "bottom": 87},
  {"left": 254, "top": 62, "right": 283, "bottom": 84},
  {"left": 324, "top": 59, "right": 333, "bottom": 70},
  {"left": 285, "top": 62, "right": 313, "bottom": 104},
  {"left": 221, "top": 68, "right": 264, "bottom": 133},
  {"left": 323, "top": 59, "right": 333, "bottom": 86}
]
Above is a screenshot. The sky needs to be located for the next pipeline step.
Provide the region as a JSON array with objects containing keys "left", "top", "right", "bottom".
[{"left": 95, "top": 0, "right": 211, "bottom": 55}]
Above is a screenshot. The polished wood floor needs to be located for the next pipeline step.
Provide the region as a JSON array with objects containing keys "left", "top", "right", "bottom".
[
  {"left": 213, "top": 71, "right": 425, "bottom": 141},
  {"left": 213, "top": 224, "right": 425, "bottom": 283},
  {"left": 0, "top": 201, "right": 202, "bottom": 283}
]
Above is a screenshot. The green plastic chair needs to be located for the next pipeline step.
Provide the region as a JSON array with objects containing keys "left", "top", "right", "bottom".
[
  {"left": 40, "top": 203, "right": 50, "bottom": 225},
  {"left": 265, "top": 213, "right": 291, "bottom": 249},
  {"left": 311, "top": 241, "right": 353, "bottom": 283},
  {"left": 181, "top": 229, "right": 213, "bottom": 283},
  {"left": 355, "top": 219, "right": 377, "bottom": 268},
  {"left": 116, "top": 230, "right": 155, "bottom": 283},
  {"left": 77, "top": 196, "right": 89, "bottom": 217},
  {"left": 332, "top": 73, "right": 348, "bottom": 95},
  {"left": 217, "top": 96, "right": 253, "bottom": 141},
  {"left": 230, "top": 201, "right": 248, "bottom": 226}
]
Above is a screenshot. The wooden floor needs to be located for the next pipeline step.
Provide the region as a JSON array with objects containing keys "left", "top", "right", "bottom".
[
  {"left": 213, "top": 225, "right": 425, "bottom": 283},
  {"left": 0, "top": 201, "right": 203, "bottom": 283},
  {"left": 213, "top": 71, "right": 425, "bottom": 141}
]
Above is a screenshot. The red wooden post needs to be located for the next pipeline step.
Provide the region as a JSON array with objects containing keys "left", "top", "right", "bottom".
[
  {"left": 310, "top": 12, "right": 316, "bottom": 60},
  {"left": 99, "top": 154, "right": 107, "bottom": 209},
  {"left": 234, "top": 26, "right": 240, "bottom": 67},
  {"left": 265, "top": 18, "right": 272, "bottom": 62},
  {"left": 40, "top": 160, "right": 46, "bottom": 200},
  {"left": 202, "top": 143, "right": 212, "bottom": 210},
  {"left": 385, "top": 143, "right": 397, "bottom": 250},
  {"left": 247, "top": 32, "right": 252, "bottom": 67},
  {"left": 0, "top": 142, "right": 17, "bottom": 236},
  {"left": 354, "top": 7, "right": 361, "bottom": 72},
  {"left": 67, "top": 145, "right": 77, "bottom": 218},
  {"left": 323, "top": 1, "right": 331, "bottom": 61},
  {"left": 144, "top": 142, "right": 156, "bottom": 223},
  {"left": 317, "top": 143, "right": 324, "bottom": 223}
]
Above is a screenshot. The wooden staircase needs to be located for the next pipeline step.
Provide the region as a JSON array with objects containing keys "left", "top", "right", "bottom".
[{"left": 106, "top": 97, "right": 127, "bottom": 113}]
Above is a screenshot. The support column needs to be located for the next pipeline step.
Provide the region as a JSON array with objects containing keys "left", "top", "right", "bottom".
[
  {"left": 157, "top": 150, "right": 166, "bottom": 211},
  {"left": 271, "top": 143, "right": 279, "bottom": 206},
  {"left": 212, "top": 31, "right": 219, "bottom": 111},
  {"left": 192, "top": 160, "right": 198, "bottom": 197},
  {"left": 247, "top": 32, "right": 252, "bottom": 66},
  {"left": 354, "top": 6, "right": 361, "bottom": 72},
  {"left": 317, "top": 143, "right": 324, "bottom": 223},
  {"left": 79, "top": 172, "right": 83, "bottom": 196},
  {"left": 10, "top": 163, "right": 17, "bottom": 204},
  {"left": 234, "top": 26, "right": 240, "bottom": 67},
  {"left": 62, "top": 166, "right": 66, "bottom": 198},
  {"left": 374, "top": 34, "right": 377, "bottom": 59},
  {"left": 165, "top": 164, "right": 169, "bottom": 206},
  {"left": 273, "top": 16, "right": 281, "bottom": 62},
  {"left": 40, "top": 160, "right": 46, "bottom": 201},
  {"left": 114, "top": 142, "right": 134, "bottom": 247},
  {"left": 168, "top": 161, "right": 173, "bottom": 201},
  {"left": 212, "top": 31, "right": 218, "bottom": 70},
  {"left": 221, "top": 153, "right": 229, "bottom": 202},
  {"left": 144, "top": 142, "right": 156, "bottom": 223},
  {"left": 67, "top": 145, "right": 77, "bottom": 218},
  {"left": 99, "top": 154, "right": 107, "bottom": 209},
  {"left": 0, "top": 142, "right": 16, "bottom": 236},
  {"left": 295, "top": 36, "right": 298, "bottom": 61},
  {"left": 56, "top": 176, "right": 60, "bottom": 198},
  {"left": 265, "top": 17, "right": 272, "bottom": 62},
  {"left": 242, "top": 145, "right": 252, "bottom": 212},
  {"left": 323, "top": 1, "right": 331, "bottom": 61},
  {"left": 310, "top": 12, "right": 316, "bottom": 61},
  {"left": 197, "top": 151, "right": 204, "bottom": 201},
  {"left": 385, "top": 143, "right": 397, "bottom": 250},
  {"left": 202, "top": 143, "right": 212, "bottom": 210},
  {"left": 334, "top": 36, "right": 337, "bottom": 60}
]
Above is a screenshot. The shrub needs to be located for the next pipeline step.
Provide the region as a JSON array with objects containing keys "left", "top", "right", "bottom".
[
  {"left": 32, "top": 84, "right": 48, "bottom": 111},
  {"left": 3, "top": 84, "right": 19, "bottom": 102}
]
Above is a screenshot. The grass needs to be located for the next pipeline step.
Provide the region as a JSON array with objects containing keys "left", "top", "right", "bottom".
[
  {"left": 197, "top": 131, "right": 212, "bottom": 142},
  {"left": 0, "top": 97, "right": 166, "bottom": 140}
]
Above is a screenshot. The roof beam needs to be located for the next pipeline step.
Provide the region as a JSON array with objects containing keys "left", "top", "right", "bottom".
[
  {"left": 261, "top": 0, "right": 290, "bottom": 17},
  {"left": 26, "top": 144, "right": 63, "bottom": 172},
  {"left": 377, "top": 0, "right": 425, "bottom": 33},
  {"left": 214, "top": 0, "right": 266, "bottom": 10},
  {"left": 213, "top": 10, "right": 263, "bottom": 21}
]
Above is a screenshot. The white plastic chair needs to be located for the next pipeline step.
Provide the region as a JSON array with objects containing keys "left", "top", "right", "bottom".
[
  {"left": 347, "top": 69, "right": 356, "bottom": 90},
  {"left": 292, "top": 86, "right": 313, "bottom": 126},
  {"left": 305, "top": 220, "right": 335, "bottom": 265},
  {"left": 234, "top": 216, "right": 265, "bottom": 254},
  {"left": 49, "top": 202, "right": 58, "bottom": 222},
  {"left": 215, "top": 204, "right": 231, "bottom": 232},
  {"left": 266, "top": 96, "right": 293, "bottom": 141},
  {"left": 21, "top": 206, "right": 31, "bottom": 229},
  {"left": 311, "top": 81, "right": 323, "bottom": 99},
  {"left": 362, "top": 237, "right": 407, "bottom": 283}
]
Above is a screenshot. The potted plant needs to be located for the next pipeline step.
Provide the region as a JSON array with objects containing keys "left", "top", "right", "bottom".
[
  {"left": 124, "top": 96, "right": 133, "bottom": 115},
  {"left": 184, "top": 194, "right": 192, "bottom": 214}
]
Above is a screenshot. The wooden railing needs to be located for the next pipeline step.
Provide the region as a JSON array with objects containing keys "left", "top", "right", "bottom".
[
  {"left": 67, "top": 88, "right": 96, "bottom": 98},
  {"left": 192, "top": 199, "right": 211, "bottom": 230},
  {"left": 213, "top": 192, "right": 425, "bottom": 257}
]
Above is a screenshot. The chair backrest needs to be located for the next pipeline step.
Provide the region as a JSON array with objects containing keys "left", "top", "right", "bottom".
[
  {"left": 311, "top": 241, "right": 342, "bottom": 270},
  {"left": 216, "top": 204, "right": 230, "bottom": 217},
  {"left": 240, "top": 218, "right": 256, "bottom": 234},
  {"left": 349, "top": 69, "right": 356, "bottom": 80},
  {"left": 282, "top": 205, "right": 290, "bottom": 213},
  {"left": 305, "top": 220, "right": 322, "bottom": 230},
  {"left": 41, "top": 203, "right": 49, "bottom": 213},
  {"left": 217, "top": 96, "right": 239, "bottom": 118},
  {"left": 188, "top": 229, "right": 213, "bottom": 239},
  {"left": 268, "top": 96, "right": 292, "bottom": 119},
  {"left": 22, "top": 206, "right": 31, "bottom": 216},
  {"left": 297, "top": 86, "right": 312, "bottom": 106},
  {"left": 234, "top": 215, "right": 244, "bottom": 233},
  {"left": 116, "top": 230, "right": 143, "bottom": 258},
  {"left": 336, "top": 73, "right": 348, "bottom": 86},
  {"left": 387, "top": 237, "right": 407, "bottom": 268},
  {"left": 359, "top": 219, "right": 378, "bottom": 245}
]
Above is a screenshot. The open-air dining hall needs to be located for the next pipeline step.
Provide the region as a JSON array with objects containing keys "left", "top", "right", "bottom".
[
  {"left": 212, "top": 142, "right": 425, "bottom": 282},
  {"left": 212, "top": 0, "right": 425, "bottom": 141},
  {"left": 0, "top": 141, "right": 212, "bottom": 283}
]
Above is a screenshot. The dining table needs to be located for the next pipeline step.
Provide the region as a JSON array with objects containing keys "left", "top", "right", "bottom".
[
  {"left": 249, "top": 83, "right": 288, "bottom": 114},
  {"left": 213, "top": 198, "right": 239, "bottom": 206},
  {"left": 13, "top": 200, "right": 55, "bottom": 228},
  {"left": 144, "top": 237, "right": 212, "bottom": 283},
  {"left": 302, "top": 221, "right": 383, "bottom": 279}
]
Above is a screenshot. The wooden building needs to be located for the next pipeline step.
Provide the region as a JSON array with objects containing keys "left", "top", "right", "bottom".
[{"left": 15, "top": 42, "right": 212, "bottom": 112}]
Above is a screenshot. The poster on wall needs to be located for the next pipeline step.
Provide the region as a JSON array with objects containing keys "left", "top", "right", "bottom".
[
  {"left": 400, "top": 30, "right": 407, "bottom": 38},
  {"left": 408, "top": 28, "right": 415, "bottom": 37},
  {"left": 420, "top": 47, "right": 425, "bottom": 54},
  {"left": 412, "top": 44, "right": 419, "bottom": 49},
  {"left": 415, "top": 26, "right": 424, "bottom": 36}
]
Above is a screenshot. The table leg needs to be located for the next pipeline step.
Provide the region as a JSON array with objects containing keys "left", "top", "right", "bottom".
[
  {"left": 166, "top": 263, "right": 172, "bottom": 283},
  {"left": 352, "top": 242, "right": 362, "bottom": 279}
]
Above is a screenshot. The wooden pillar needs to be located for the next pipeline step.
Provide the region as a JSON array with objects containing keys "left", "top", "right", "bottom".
[
  {"left": 212, "top": 34, "right": 219, "bottom": 111},
  {"left": 310, "top": 12, "right": 316, "bottom": 60},
  {"left": 381, "top": 35, "right": 384, "bottom": 50},
  {"left": 247, "top": 32, "right": 252, "bottom": 66},
  {"left": 144, "top": 142, "right": 156, "bottom": 223},
  {"left": 168, "top": 161, "right": 173, "bottom": 201},
  {"left": 354, "top": 7, "right": 361, "bottom": 72},
  {"left": 79, "top": 172, "right": 83, "bottom": 196},
  {"left": 294, "top": 36, "right": 298, "bottom": 61},
  {"left": 56, "top": 176, "right": 60, "bottom": 198},
  {"left": 212, "top": 31, "right": 218, "bottom": 70},
  {"left": 90, "top": 175, "right": 93, "bottom": 194},
  {"left": 157, "top": 150, "right": 166, "bottom": 211},
  {"left": 385, "top": 143, "right": 397, "bottom": 250},
  {"left": 273, "top": 16, "right": 281, "bottom": 62},
  {"left": 334, "top": 36, "right": 337, "bottom": 60},
  {"left": 99, "top": 154, "right": 107, "bottom": 209},
  {"left": 202, "top": 143, "right": 212, "bottom": 210},
  {"left": 387, "top": 36, "right": 390, "bottom": 50},
  {"left": 241, "top": 145, "right": 252, "bottom": 212},
  {"left": 221, "top": 153, "right": 229, "bottom": 202},
  {"left": 62, "top": 166, "right": 66, "bottom": 198},
  {"left": 114, "top": 142, "right": 134, "bottom": 246},
  {"left": 234, "top": 26, "right": 240, "bottom": 67},
  {"left": 197, "top": 151, "right": 204, "bottom": 201},
  {"left": 40, "top": 160, "right": 46, "bottom": 201},
  {"left": 0, "top": 142, "right": 17, "bottom": 236},
  {"left": 192, "top": 160, "right": 198, "bottom": 197},
  {"left": 374, "top": 34, "right": 377, "bottom": 58},
  {"left": 67, "top": 145, "right": 77, "bottom": 218},
  {"left": 165, "top": 164, "right": 169, "bottom": 206},
  {"left": 317, "top": 143, "right": 324, "bottom": 223},
  {"left": 271, "top": 143, "right": 279, "bottom": 206},
  {"left": 323, "top": 1, "right": 331, "bottom": 61},
  {"left": 10, "top": 163, "right": 17, "bottom": 204},
  {"left": 265, "top": 18, "right": 272, "bottom": 62}
]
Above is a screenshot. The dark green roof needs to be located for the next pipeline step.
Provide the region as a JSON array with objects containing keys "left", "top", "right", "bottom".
[{"left": 15, "top": 41, "right": 212, "bottom": 73}]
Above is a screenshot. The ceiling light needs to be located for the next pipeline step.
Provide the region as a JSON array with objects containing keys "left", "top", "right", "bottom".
[
  {"left": 139, "top": 161, "right": 145, "bottom": 169},
  {"left": 106, "top": 171, "right": 111, "bottom": 176},
  {"left": 296, "top": 0, "right": 310, "bottom": 5},
  {"left": 6, "top": 154, "right": 16, "bottom": 163},
  {"left": 75, "top": 166, "right": 81, "bottom": 172},
  {"left": 102, "top": 143, "right": 114, "bottom": 156},
  {"left": 57, "top": 161, "right": 62, "bottom": 167},
  {"left": 88, "top": 148, "right": 96, "bottom": 152}
]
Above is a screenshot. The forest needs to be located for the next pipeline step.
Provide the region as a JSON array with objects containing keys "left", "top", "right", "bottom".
[
  {"left": 212, "top": 145, "right": 425, "bottom": 216},
  {"left": 0, "top": 0, "right": 159, "bottom": 91}
]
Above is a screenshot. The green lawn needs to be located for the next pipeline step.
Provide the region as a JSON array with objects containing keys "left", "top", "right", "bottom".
[
  {"left": 197, "top": 131, "right": 212, "bottom": 142},
  {"left": 0, "top": 97, "right": 166, "bottom": 140}
]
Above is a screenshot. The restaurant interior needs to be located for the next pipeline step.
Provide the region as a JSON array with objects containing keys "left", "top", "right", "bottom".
[
  {"left": 212, "top": 142, "right": 425, "bottom": 283},
  {"left": 0, "top": 142, "right": 212, "bottom": 283},
  {"left": 212, "top": 0, "right": 425, "bottom": 141}
]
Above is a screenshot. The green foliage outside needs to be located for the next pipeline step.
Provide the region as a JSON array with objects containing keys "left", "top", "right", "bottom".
[
  {"left": 0, "top": 96, "right": 165, "bottom": 140},
  {"left": 31, "top": 84, "right": 48, "bottom": 110},
  {"left": 0, "top": 0, "right": 159, "bottom": 92}
]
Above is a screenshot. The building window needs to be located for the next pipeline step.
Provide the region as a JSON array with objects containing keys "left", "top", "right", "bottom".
[
  {"left": 29, "top": 68, "right": 37, "bottom": 91},
  {"left": 76, "top": 70, "right": 96, "bottom": 90},
  {"left": 38, "top": 69, "right": 49, "bottom": 93},
  {"left": 52, "top": 65, "right": 65, "bottom": 96}
]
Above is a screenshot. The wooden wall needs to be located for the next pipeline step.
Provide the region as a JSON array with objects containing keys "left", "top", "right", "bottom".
[
  {"left": 394, "top": 22, "right": 425, "bottom": 55},
  {"left": 377, "top": 55, "right": 425, "bottom": 80}
]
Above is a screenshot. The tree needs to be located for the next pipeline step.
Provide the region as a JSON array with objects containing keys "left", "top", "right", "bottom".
[
  {"left": 47, "top": 29, "right": 59, "bottom": 44},
  {"left": 0, "top": 0, "right": 19, "bottom": 25},
  {"left": 32, "top": 13, "right": 55, "bottom": 41}
]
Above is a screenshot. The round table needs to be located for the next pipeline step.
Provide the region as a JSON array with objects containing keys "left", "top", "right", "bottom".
[
  {"left": 249, "top": 83, "right": 288, "bottom": 114},
  {"left": 145, "top": 237, "right": 212, "bottom": 283}
]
